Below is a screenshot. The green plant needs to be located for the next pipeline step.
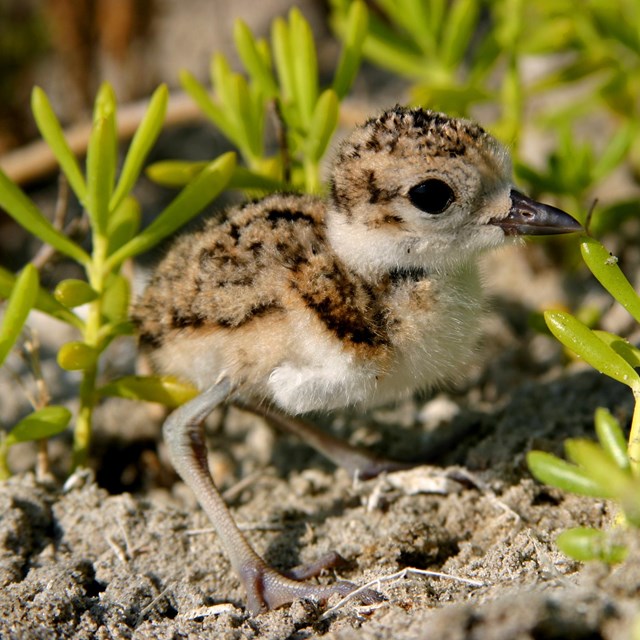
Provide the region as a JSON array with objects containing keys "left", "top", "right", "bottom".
[
  {"left": 149, "top": 2, "right": 368, "bottom": 194},
  {"left": 515, "top": 118, "right": 638, "bottom": 228},
  {"left": 329, "top": 0, "right": 525, "bottom": 139},
  {"left": 0, "top": 83, "right": 234, "bottom": 473},
  {"left": 516, "top": 0, "right": 640, "bottom": 228},
  {"left": 330, "top": 0, "right": 640, "bottom": 231},
  {"left": 0, "top": 4, "right": 368, "bottom": 479},
  {"left": 528, "top": 234, "right": 640, "bottom": 561},
  {"left": 0, "top": 264, "right": 71, "bottom": 479}
]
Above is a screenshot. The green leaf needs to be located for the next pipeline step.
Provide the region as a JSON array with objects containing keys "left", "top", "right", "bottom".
[
  {"left": 180, "top": 70, "right": 233, "bottom": 134},
  {"left": 146, "top": 160, "right": 209, "bottom": 187},
  {"left": 146, "top": 161, "right": 287, "bottom": 192},
  {"left": 527, "top": 450, "right": 609, "bottom": 497},
  {"left": 423, "top": 0, "right": 446, "bottom": 39},
  {"left": 211, "top": 53, "right": 235, "bottom": 110},
  {"left": 101, "top": 273, "right": 130, "bottom": 325},
  {"left": 31, "top": 87, "right": 87, "bottom": 202},
  {"left": 234, "top": 20, "right": 278, "bottom": 98},
  {"left": 255, "top": 38, "right": 272, "bottom": 70},
  {"left": 538, "top": 47, "right": 596, "bottom": 89},
  {"left": 271, "top": 16, "right": 296, "bottom": 104},
  {"left": 0, "top": 266, "right": 82, "bottom": 329},
  {"left": 621, "top": 485, "right": 640, "bottom": 527},
  {"left": 289, "top": 8, "right": 318, "bottom": 128},
  {"left": 556, "top": 527, "right": 627, "bottom": 563},
  {"left": 564, "top": 438, "right": 630, "bottom": 496},
  {"left": 107, "top": 196, "right": 141, "bottom": 255},
  {"left": 110, "top": 84, "right": 169, "bottom": 212},
  {"left": 57, "top": 341, "right": 98, "bottom": 371},
  {"left": 229, "top": 166, "right": 288, "bottom": 193},
  {"left": 359, "top": 12, "right": 428, "bottom": 78},
  {"left": 106, "top": 152, "right": 236, "bottom": 269},
  {"left": 98, "top": 320, "right": 133, "bottom": 344},
  {"left": 86, "top": 83, "right": 117, "bottom": 234},
  {"left": 99, "top": 375, "right": 198, "bottom": 408},
  {"left": 593, "top": 331, "right": 640, "bottom": 368},
  {"left": 54, "top": 279, "right": 99, "bottom": 308},
  {"left": 209, "top": 57, "right": 261, "bottom": 161},
  {"left": 468, "top": 28, "right": 501, "bottom": 82},
  {"left": 211, "top": 54, "right": 243, "bottom": 144},
  {"left": 581, "top": 236, "right": 640, "bottom": 325},
  {"left": 5, "top": 405, "right": 71, "bottom": 447},
  {"left": 94, "top": 81, "right": 117, "bottom": 120},
  {"left": 441, "top": 0, "right": 480, "bottom": 68},
  {"left": 305, "top": 89, "right": 339, "bottom": 162},
  {"left": 544, "top": 310, "right": 640, "bottom": 392},
  {"left": 0, "top": 169, "right": 90, "bottom": 266},
  {"left": 233, "top": 72, "right": 263, "bottom": 159},
  {"left": 410, "top": 76, "right": 490, "bottom": 115},
  {"left": 515, "top": 15, "right": 574, "bottom": 55},
  {"left": 376, "top": 0, "right": 433, "bottom": 56},
  {"left": 332, "top": 0, "right": 368, "bottom": 99},
  {"left": 595, "top": 407, "right": 630, "bottom": 471},
  {"left": 403, "top": 0, "right": 436, "bottom": 54},
  {"left": 0, "top": 264, "right": 38, "bottom": 366}
]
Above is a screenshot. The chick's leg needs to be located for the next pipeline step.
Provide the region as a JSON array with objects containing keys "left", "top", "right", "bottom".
[
  {"left": 236, "top": 400, "right": 412, "bottom": 480},
  {"left": 163, "top": 380, "right": 376, "bottom": 614}
]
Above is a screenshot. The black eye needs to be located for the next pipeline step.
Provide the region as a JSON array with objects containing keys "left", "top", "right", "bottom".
[{"left": 408, "top": 179, "right": 455, "bottom": 214}]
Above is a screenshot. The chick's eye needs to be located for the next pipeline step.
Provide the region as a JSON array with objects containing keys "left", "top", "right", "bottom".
[{"left": 408, "top": 179, "right": 455, "bottom": 215}]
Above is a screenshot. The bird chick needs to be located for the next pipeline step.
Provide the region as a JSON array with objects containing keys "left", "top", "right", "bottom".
[{"left": 133, "top": 106, "right": 580, "bottom": 614}]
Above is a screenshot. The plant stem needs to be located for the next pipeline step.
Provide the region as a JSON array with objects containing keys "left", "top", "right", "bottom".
[
  {"left": 72, "top": 233, "right": 108, "bottom": 468},
  {"left": 628, "top": 391, "right": 640, "bottom": 478},
  {"left": 303, "top": 158, "right": 320, "bottom": 194},
  {"left": 26, "top": 330, "right": 52, "bottom": 479},
  {"left": 73, "top": 367, "right": 97, "bottom": 468},
  {"left": 0, "top": 433, "right": 9, "bottom": 480}
]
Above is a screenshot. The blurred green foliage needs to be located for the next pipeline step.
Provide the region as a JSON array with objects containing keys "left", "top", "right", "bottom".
[
  {"left": 328, "top": 0, "right": 640, "bottom": 567},
  {"left": 150, "top": 3, "right": 368, "bottom": 195},
  {"left": 330, "top": 0, "right": 640, "bottom": 229},
  {"left": 0, "top": 84, "right": 231, "bottom": 473},
  {"left": 528, "top": 234, "right": 640, "bottom": 561}
]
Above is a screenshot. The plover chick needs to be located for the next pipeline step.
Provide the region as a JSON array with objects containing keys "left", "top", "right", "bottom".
[{"left": 133, "top": 106, "right": 580, "bottom": 614}]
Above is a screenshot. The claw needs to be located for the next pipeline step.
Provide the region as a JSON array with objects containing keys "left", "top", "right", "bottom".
[{"left": 240, "top": 563, "right": 382, "bottom": 615}]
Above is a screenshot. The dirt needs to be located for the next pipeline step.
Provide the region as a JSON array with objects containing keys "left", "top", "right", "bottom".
[
  {"left": 2, "top": 3, "right": 640, "bottom": 637},
  {"left": 1, "top": 243, "right": 640, "bottom": 639}
]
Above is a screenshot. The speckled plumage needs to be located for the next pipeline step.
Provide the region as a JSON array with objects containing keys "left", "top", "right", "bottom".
[
  {"left": 135, "top": 193, "right": 381, "bottom": 348},
  {"left": 133, "top": 107, "right": 513, "bottom": 413},
  {"left": 132, "top": 106, "right": 579, "bottom": 614}
]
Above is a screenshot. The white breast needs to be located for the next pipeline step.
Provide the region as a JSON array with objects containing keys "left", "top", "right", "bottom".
[
  {"left": 153, "top": 265, "right": 485, "bottom": 415},
  {"left": 369, "top": 264, "right": 485, "bottom": 406},
  {"left": 268, "top": 264, "right": 485, "bottom": 414}
]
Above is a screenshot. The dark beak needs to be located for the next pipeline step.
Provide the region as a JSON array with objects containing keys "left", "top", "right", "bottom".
[{"left": 492, "top": 190, "right": 582, "bottom": 236}]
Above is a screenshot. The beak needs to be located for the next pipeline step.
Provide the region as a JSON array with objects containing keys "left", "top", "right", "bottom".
[{"left": 492, "top": 190, "right": 582, "bottom": 236}]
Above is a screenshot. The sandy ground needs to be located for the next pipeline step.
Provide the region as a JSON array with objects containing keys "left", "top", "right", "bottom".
[
  {"left": 2, "top": 242, "right": 640, "bottom": 639},
  {"left": 2, "top": 3, "right": 640, "bottom": 637}
]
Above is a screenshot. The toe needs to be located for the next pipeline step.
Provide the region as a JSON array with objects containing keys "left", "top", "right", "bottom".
[{"left": 240, "top": 564, "right": 382, "bottom": 614}]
